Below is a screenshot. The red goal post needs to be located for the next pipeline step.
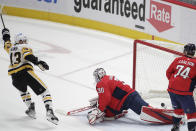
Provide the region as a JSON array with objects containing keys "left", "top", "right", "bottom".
[{"left": 132, "top": 40, "right": 184, "bottom": 99}]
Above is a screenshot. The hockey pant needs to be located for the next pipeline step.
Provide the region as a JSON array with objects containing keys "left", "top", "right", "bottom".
[
  {"left": 169, "top": 92, "right": 196, "bottom": 130},
  {"left": 121, "top": 91, "right": 149, "bottom": 115},
  {"left": 12, "top": 69, "right": 53, "bottom": 108}
]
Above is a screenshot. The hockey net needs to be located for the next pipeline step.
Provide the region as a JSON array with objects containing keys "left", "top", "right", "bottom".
[{"left": 132, "top": 40, "right": 185, "bottom": 106}]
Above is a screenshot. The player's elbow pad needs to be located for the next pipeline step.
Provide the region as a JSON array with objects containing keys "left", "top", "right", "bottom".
[{"left": 25, "top": 55, "right": 39, "bottom": 65}]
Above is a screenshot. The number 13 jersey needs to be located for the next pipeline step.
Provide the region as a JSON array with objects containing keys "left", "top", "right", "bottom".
[
  {"left": 4, "top": 41, "right": 34, "bottom": 75},
  {"left": 166, "top": 56, "right": 196, "bottom": 95}
]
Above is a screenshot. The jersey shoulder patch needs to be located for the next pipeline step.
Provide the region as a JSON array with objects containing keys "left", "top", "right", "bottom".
[{"left": 20, "top": 45, "right": 33, "bottom": 58}]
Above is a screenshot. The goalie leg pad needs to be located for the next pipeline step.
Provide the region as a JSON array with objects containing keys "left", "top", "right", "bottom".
[{"left": 140, "top": 106, "right": 174, "bottom": 124}]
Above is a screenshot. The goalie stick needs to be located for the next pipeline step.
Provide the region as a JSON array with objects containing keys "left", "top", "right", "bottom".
[
  {"left": 56, "top": 106, "right": 128, "bottom": 122},
  {"left": 55, "top": 106, "right": 94, "bottom": 116}
]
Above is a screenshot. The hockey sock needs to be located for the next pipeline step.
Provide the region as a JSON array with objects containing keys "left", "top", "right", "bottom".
[
  {"left": 20, "top": 91, "right": 32, "bottom": 108},
  {"left": 41, "top": 89, "right": 53, "bottom": 109}
]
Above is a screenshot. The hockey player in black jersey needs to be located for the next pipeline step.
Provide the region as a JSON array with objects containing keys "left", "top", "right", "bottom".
[{"left": 1, "top": 28, "right": 59, "bottom": 125}]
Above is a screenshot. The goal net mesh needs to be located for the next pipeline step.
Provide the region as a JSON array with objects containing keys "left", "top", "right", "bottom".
[{"left": 132, "top": 40, "right": 184, "bottom": 103}]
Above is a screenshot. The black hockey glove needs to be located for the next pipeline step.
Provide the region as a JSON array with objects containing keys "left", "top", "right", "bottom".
[
  {"left": 2, "top": 28, "right": 10, "bottom": 42},
  {"left": 24, "top": 55, "right": 49, "bottom": 71},
  {"left": 37, "top": 60, "right": 49, "bottom": 71}
]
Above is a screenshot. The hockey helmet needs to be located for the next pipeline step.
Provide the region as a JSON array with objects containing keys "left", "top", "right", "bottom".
[
  {"left": 183, "top": 43, "right": 196, "bottom": 57},
  {"left": 93, "top": 68, "right": 106, "bottom": 83},
  {"left": 14, "top": 33, "right": 28, "bottom": 45}
]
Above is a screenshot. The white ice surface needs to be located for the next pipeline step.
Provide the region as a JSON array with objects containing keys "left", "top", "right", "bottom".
[{"left": 0, "top": 15, "right": 187, "bottom": 131}]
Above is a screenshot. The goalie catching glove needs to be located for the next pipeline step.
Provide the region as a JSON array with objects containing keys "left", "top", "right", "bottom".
[{"left": 87, "top": 108, "right": 105, "bottom": 125}]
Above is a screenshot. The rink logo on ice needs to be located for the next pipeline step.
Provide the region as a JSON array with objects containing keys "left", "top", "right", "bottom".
[
  {"left": 37, "top": 0, "right": 57, "bottom": 4},
  {"left": 147, "top": 0, "right": 174, "bottom": 32},
  {"left": 74, "top": 0, "right": 146, "bottom": 22},
  {"left": 97, "top": 87, "right": 104, "bottom": 93}
]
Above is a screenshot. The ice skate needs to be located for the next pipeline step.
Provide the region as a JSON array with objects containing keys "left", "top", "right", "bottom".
[
  {"left": 171, "top": 123, "right": 180, "bottom": 131},
  {"left": 25, "top": 102, "right": 36, "bottom": 119},
  {"left": 189, "top": 128, "right": 195, "bottom": 131},
  {"left": 45, "top": 104, "right": 59, "bottom": 125}
]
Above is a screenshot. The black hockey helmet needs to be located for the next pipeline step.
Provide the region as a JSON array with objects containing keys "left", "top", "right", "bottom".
[{"left": 183, "top": 43, "right": 196, "bottom": 57}]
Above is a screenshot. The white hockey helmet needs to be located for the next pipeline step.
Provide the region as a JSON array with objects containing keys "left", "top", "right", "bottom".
[
  {"left": 93, "top": 68, "right": 106, "bottom": 83},
  {"left": 14, "top": 33, "right": 28, "bottom": 45}
]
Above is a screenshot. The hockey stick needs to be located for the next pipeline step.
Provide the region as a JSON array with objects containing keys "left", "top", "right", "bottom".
[
  {"left": 67, "top": 106, "right": 93, "bottom": 115},
  {"left": 56, "top": 106, "right": 94, "bottom": 116},
  {"left": 0, "top": 4, "right": 5, "bottom": 28},
  {"left": 0, "top": 14, "right": 5, "bottom": 28}
]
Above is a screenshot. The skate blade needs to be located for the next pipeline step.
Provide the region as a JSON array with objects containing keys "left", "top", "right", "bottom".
[
  {"left": 26, "top": 113, "right": 36, "bottom": 119},
  {"left": 47, "top": 118, "right": 58, "bottom": 125}
]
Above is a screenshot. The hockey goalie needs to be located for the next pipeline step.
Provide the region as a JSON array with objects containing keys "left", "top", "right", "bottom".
[{"left": 87, "top": 68, "right": 176, "bottom": 125}]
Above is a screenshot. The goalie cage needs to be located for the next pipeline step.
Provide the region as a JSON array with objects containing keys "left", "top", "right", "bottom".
[{"left": 131, "top": 40, "right": 194, "bottom": 105}]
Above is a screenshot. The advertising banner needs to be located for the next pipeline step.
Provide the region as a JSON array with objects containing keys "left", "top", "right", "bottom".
[{"left": 1, "top": 0, "right": 196, "bottom": 44}]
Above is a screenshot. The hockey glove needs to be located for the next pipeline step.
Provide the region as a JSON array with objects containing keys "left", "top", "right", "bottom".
[
  {"left": 2, "top": 28, "right": 10, "bottom": 42},
  {"left": 37, "top": 61, "right": 49, "bottom": 71},
  {"left": 89, "top": 97, "right": 98, "bottom": 107},
  {"left": 87, "top": 108, "right": 105, "bottom": 125}
]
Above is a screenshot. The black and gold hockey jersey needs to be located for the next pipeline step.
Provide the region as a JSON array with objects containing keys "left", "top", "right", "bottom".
[{"left": 4, "top": 41, "right": 34, "bottom": 75}]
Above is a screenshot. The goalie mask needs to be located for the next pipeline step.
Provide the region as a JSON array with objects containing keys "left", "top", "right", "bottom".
[
  {"left": 183, "top": 43, "right": 196, "bottom": 57},
  {"left": 93, "top": 68, "right": 106, "bottom": 83},
  {"left": 14, "top": 33, "right": 28, "bottom": 45}
]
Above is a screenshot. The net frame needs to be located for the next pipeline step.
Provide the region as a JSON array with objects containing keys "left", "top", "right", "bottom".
[{"left": 132, "top": 40, "right": 184, "bottom": 100}]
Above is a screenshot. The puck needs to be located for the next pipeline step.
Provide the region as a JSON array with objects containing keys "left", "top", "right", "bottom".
[{"left": 161, "top": 103, "right": 165, "bottom": 107}]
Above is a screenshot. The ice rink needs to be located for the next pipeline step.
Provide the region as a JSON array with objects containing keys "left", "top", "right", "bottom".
[{"left": 0, "top": 15, "right": 187, "bottom": 131}]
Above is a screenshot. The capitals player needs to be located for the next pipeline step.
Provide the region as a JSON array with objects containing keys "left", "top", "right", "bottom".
[
  {"left": 166, "top": 43, "right": 196, "bottom": 131},
  {"left": 1, "top": 28, "right": 59, "bottom": 125},
  {"left": 87, "top": 68, "right": 149, "bottom": 124}
]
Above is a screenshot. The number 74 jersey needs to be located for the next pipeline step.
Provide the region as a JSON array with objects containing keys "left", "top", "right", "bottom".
[
  {"left": 4, "top": 41, "right": 33, "bottom": 75},
  {"left": 166, "top": 56, "right": 196, "bottom": 95}
]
